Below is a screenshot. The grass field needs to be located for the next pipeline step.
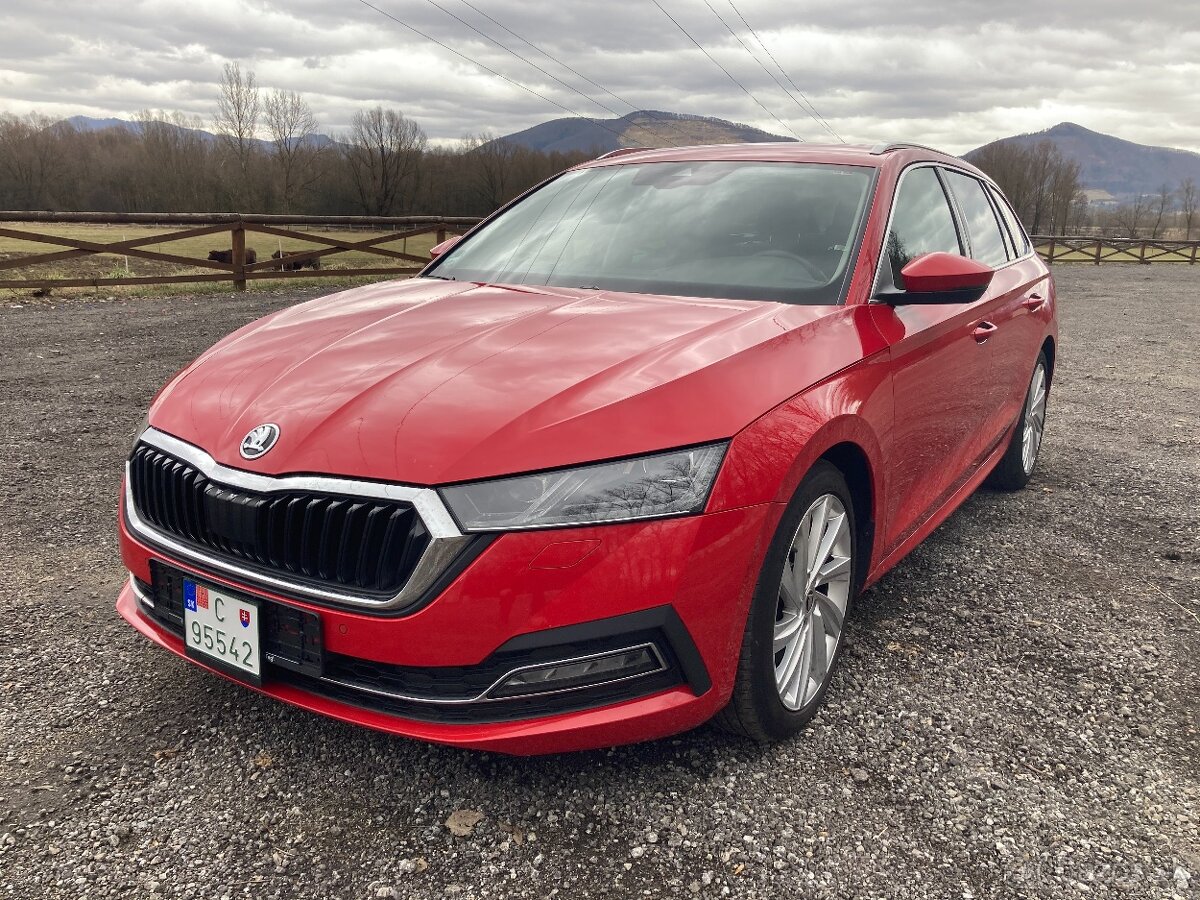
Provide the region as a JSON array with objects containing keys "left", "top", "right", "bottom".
[{"left": 0, "top": 222, "right": 440, "bottom": 299}]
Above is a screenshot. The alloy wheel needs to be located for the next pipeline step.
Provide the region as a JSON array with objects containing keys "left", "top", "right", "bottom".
[
  {"left": 773, "top": 494, "right": 852, "bottom": 710},
  {"left": 1021, "top": 361, "right": 1047, "bottom": 475}
]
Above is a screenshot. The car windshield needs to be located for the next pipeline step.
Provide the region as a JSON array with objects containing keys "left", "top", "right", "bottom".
[{"left": 428, "top": 161, "right": 875, "bottom": 305}]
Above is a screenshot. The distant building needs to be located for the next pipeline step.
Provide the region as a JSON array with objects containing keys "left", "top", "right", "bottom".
[{"left": 1083, "top": 188, "right": 1119, "bottom": 207}]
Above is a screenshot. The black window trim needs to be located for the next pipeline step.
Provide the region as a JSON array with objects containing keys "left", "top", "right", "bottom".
[
  {"left": 940, "top": 167, "right": 1017, "bottom": 269},
  {"left": 872, "top": 161, "right": 1036, "bottom": 301},
  {"left": 985, "top": 182, "right": 1032, "bottom": 259},
  {"left": 870, "top": 161, "right": 967, "bottom": 298},
  {"left": 938, "top": 164, "right": 1035, "bottom": 269}
]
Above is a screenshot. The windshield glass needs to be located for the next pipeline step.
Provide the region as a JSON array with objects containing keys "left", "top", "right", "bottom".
[{"left": 429, "top": 161, "right": 875, "bottom": 305}]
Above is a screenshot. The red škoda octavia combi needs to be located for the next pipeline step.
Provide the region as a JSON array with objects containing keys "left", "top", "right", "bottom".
[{"left": 117, "top": 143, "right": 1057, "bottom": 754}]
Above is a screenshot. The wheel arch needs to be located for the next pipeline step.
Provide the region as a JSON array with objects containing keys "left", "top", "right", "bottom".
[
  {"left": 1041, "top": 335, "right": 1056, "bottom": 384},
  {"left": 818, "top": 441, "right": 876, "bottom": 591}
]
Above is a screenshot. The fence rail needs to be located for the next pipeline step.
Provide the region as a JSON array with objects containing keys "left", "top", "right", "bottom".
[
  {"left": 1031, "top": 235, "right": 1200, "bottom": 265},
  {"left": 2, "top": 216, "right": 1195, "bottom": 294},
  {"left": 0, "top": 213, "right": 482, "bottom": 291}
]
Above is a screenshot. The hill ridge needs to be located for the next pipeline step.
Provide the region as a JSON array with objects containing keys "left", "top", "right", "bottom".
[{"left": 967, "top": 123, "right": 1200, "bottom": 198}]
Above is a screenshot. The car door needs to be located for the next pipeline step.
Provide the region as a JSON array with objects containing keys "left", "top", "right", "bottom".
[
  {"left": 940, "top": 170, "right": 1046, "bottom": 456},
  {"left": 875, "top": 165, "right": 998, "bottom": 556},
  {"left": 988, "top": 184, "right": 1051, "bottom": 427}
]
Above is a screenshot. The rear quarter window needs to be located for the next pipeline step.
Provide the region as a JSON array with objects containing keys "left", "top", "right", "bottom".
[
  {"left": 988, "top": 185, "right": 1031, "bottom": 257},
  {"left": 943, "top": 170, "right": 1011, "bottom": 267}
]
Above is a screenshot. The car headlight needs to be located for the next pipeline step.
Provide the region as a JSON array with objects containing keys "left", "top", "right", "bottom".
[
  {"left": 440, "top": 442, "right": 728, "bottom": 532},
  {"left": 129, "top": 412, "right": 151, "bottom": 455}
]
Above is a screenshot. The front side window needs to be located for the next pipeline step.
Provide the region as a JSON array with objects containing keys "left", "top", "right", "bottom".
[
  {"left": 943, "top": 171, "right": 1011, "bottom": 268},
  {"left": 428, "top": 161, "right": 875, "bottom": 305},
  {"left": 882, "top": 166, "right": 962, "bottom": 290}
]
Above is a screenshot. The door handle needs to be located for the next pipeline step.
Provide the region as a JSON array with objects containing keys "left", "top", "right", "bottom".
[
  {"left": 1021, "top": 293, "right": 1044, "bottom": 312},
  {"left": 972, "top": 321, "right": 998, "bottom": 343}
]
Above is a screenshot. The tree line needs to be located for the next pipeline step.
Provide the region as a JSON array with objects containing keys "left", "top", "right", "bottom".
[
  {"left": 969, "top": 139, "right": 1198, "bottom": 239},
  {"left": 3, "top": 64, "right": 1198, "bottom": 240},
  {"left": 0, "top": 63, "right": 591, "bottom": 218}
]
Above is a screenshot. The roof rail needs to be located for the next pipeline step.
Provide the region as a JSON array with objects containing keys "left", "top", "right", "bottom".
[
  {"left": 595, "top": 147, "right": 648, "bottom": 160},
  {"left": 869, "top": 141, "right": 946, "bottom": 156}
]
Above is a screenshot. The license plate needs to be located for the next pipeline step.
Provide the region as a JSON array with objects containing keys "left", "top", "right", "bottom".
[{"left": 182, "top": 579, "right": 262, "bottom": 684}]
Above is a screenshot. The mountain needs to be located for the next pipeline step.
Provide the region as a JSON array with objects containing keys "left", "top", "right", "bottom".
[
  {"left": 966, "top": 123, "right": 1200, "bottom": 198},
  {"left": 66, "top": 115, "right": 141, "bottom": 133},
  {"left": 493, "top": 110, "right": 795, "bottom": 154},
  {"left": 62, "top": 115, "right": 336, "bottom": 150}
]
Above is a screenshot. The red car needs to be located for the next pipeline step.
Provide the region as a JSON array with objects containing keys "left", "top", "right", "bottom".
[{"left": 117, "top": 142, "right": 1056, "bottom": 754}]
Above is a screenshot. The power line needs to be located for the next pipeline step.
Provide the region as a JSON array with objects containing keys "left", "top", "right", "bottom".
[
  {"left": 650, "top": 0, "right": 804, "bottom": 142},
  {"left": 703, "top": 0, "right": 837, "bottom": 143},
  {"left": 350, "top": 0, "right": 644, "bottom": 149},
  {"left": 420, "top": 0, "right": 653, "bottom": 145},
  {"left": 725, "top": 0, "right": 844, "bottom": 142},
  {"left": 452, "top": 0, "right": 699, "bottom": 148}
]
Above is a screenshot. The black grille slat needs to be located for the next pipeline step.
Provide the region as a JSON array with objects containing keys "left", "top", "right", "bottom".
[{"left": 129, "top": 444, "right": 432, "bottom": 599}]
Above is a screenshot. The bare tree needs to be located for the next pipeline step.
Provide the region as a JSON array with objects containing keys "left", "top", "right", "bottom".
[
  {"left": 1180, "top": 177, "right": 1197, "bottom": 240},
  {"left": 1149, "top": 184, "right": 1174, "bottom": 239},
  {"left": 461, "top": 133, "right": 522, "bottom": 212},
  {"left": 133, "top": 110, "right": 215, "bottom": 211},
  {"left": 0, "top": 113, "right": 70, "bottom": 208},
  {"left": 341, "top": 107, "right": 426, "bottom": 216},
  {"left": 213, "top": 62, "right": 261, "bottom": 205},
  {"left": 969, "top": 139, "right": 1084, "bottom": 236},
  {"left": 264, "top": 90, "right": 324, "bottom": 213},
  {"left": 1114, "top": 195, "right": 1149, "bottom": 237}
]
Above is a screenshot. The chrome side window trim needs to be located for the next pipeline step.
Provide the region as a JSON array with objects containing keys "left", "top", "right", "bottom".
[{"left": 125, "top": 428, "right": 470, "bottom": 611}]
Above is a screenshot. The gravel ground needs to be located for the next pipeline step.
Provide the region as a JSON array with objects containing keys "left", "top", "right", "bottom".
[{"left": 0, "top": 267, "right": 1197, "bottom": 899}]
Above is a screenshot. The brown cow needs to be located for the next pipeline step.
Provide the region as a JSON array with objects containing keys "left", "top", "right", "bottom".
[
  {"left": 272, "top": 249, "right": 323, "bottom": 271},
  {"left": 207, "top": 248, "right": 258, "bottom": 264}
]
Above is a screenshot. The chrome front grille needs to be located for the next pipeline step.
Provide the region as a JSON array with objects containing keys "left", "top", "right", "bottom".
[{"left": 124, "top": 428, "right": 471, "bottom": 612}]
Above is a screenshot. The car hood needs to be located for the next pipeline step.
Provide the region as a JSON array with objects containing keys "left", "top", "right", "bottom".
[{"left": 150, "top": 278, "right": 878, "bottom": 484}]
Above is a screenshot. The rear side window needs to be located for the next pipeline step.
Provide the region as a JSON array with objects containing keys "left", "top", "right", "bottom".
[
  {"left": 943, "top": 171, "right": 1010, "bottom": 267},
  {"left": 883, "top": 166, "right": 961, "bottom": 290},
  {"left": 989, "top": 186, "right": 1030, "bottom": 257}
]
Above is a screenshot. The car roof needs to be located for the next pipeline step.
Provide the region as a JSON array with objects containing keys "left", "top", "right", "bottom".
[{"left": 575, "top": 141, "right": 987, "bottom": 179}]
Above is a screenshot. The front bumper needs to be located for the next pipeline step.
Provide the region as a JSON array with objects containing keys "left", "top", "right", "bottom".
[{"left": 118, "top": 500, "right": 775, "bottom": 754}]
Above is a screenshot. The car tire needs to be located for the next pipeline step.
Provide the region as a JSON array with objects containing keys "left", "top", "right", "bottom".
[
  {"left": 986, "top": 351, "right": 1049, "bottom": 492},
  {"left": 714, "top": 460, "right": 858, "bottom": 742}
]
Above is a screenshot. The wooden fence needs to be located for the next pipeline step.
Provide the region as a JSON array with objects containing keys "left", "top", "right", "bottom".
[
  {"left": 2, "top": 215, "right": 1196, "bottom": 294},
  {"left": 1032, "top": 235, "right": 1200, "bottom": 265},
  {"left": 0, "top": 212, "right": 482, "bottom": 291}
]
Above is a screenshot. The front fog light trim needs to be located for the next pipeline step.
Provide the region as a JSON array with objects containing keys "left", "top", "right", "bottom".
[{"left": 486, "top": 643, "right": 667, "bottom": 700}]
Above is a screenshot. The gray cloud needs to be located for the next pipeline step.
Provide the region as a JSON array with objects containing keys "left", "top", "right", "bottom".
[{"left": 0, "top": 0, "right": 1196, "bottom": 153}]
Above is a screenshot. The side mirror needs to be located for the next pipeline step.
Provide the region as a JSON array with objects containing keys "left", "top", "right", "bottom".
[
  {"left": 429, "top": 236, "right": 462, "bottom": 260},
  {"left": 883, "top": 252, "right": 994, "bottom": 304}
]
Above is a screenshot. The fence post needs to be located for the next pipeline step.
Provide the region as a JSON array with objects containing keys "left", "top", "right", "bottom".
[
  {"left": 1191, "top": 242, "right": 1197, "bottom": 265},
  {"left": 231, "top": 221, "right": 247, "bottom": 291},
  {"left": 1045, "top": 238, "right": 1055, "bottom": 263},
  {"left": 1095, "top": 240, "right": 1102, "bottom": 266},
  {"left": 1139, "top": 241, "right": 1148, "bottom": 265}
]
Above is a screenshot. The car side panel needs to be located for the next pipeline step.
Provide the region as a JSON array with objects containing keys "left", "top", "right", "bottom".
[
  {"left": 873, "top": 298, "right": 997, "bottom": 556},
  {"left": 981, "top": 257, "right": 1054, "bottom": 439},
  {"left": 709, "top": 346, "right": 893, "bottom": 572}
]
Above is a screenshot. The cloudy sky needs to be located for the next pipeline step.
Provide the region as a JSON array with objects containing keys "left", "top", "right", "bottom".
[{"left": 1, "top": 0, "right": 1197, "bottom": 153}]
